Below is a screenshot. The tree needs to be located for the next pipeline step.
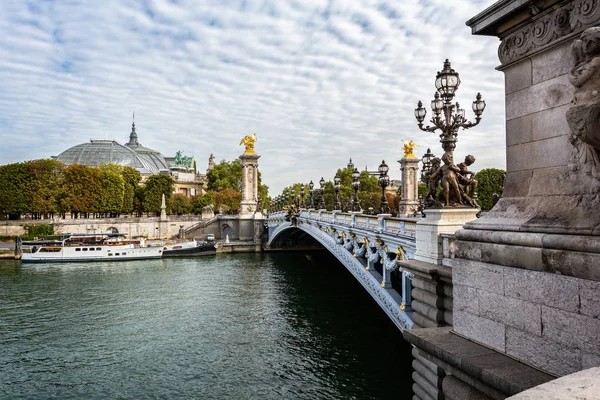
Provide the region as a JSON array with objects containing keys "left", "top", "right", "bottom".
[
  {"left": 143, "top": 174, "right": 174, "bottom": 215},
  {"left": 60, "top": 164, "right": 103, "bottom": 217},
  {"left": 27, "top": 159, "right": 65, "bottom": 218},
  {"left": 192, "top": 193, "right": 214, "bottom": 214},
  {"left": 121, "top": 166, "right": 142, "bottom": 214},
  {"left": 0, "top": 162, "right": 34, "bottom": 216},
  {"left": 96, "top": 167, "right": 124, "bottom": 215},
  {"left": 170, "top": 194, "right": 192, "bottom": 215},
  {"left": 473, "top": 168, "right": 506, "bottom": 211},
  {"left": 206, "top": 159, "right": 242, "bottom": 191},
  {"left": 208, "top": 189, "right": 241, "bottom": 214}
]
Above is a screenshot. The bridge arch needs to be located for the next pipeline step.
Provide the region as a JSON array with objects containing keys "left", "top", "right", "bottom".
[{"left": 267, "top": 219, "right": 413, "bottom": 331}]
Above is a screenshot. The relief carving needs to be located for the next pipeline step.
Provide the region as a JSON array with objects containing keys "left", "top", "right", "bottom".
[
  {"left": 566, "top": 26, "right": 600, "bottom": 177},
  {"left": 498, "top": 0, "right": 600, "bottom": 65}
]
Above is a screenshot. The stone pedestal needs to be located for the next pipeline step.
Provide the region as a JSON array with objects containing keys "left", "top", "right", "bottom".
[
  {"left": 414, "top": 208, "right": 478, "bottom": 265},
  {"left": 239, "top": 153, "right": 260, "bottom": 217},
  {"left": 398, "top": 156, "right": 419, "bottom": 217}
]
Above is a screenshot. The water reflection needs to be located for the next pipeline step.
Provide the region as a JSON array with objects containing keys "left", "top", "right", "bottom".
[{"left": 0, "top": 252, "right": 412, "bottom": 399}]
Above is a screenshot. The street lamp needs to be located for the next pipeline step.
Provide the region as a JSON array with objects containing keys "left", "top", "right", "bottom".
[
  {"left": 415, "top": 59, "right": 485, "bottom": 160},
  {"left": 333, "top": 174, "right": 341, "bottom": 210},
  {"left": 351, "top": 168, "right": 361, "bottom": 212},
  {"left": 309, "top": 180, "right": 314, "bottom": 209},
  {"left": 420, "top": 148, "right": 436, "bottom": 182},
  {"left": 300, "top": 183, "right": 305, "bottom": 208},
  {"left": 319, "top": 177, "right": 326, "bottom": 209},
  {"left": 378, "top": 160, "right": 390, "bottom": 214}
]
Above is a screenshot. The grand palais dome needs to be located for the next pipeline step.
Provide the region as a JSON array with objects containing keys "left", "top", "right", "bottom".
[{"left": 55, "top": 122, "right": 169, "bottom": 175}]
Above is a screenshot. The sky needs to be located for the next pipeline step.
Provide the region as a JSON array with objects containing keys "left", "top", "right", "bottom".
[{"left": 0, "top": 0, "right": 505, "bottom": 195}]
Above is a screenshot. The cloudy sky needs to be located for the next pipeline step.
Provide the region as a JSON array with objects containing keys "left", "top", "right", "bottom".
[{"left": 0, "top": 0, "right": 504, "bottom": 194}]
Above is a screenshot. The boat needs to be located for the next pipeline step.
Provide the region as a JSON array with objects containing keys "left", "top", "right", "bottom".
[
  {"left": 162, "top": 240, "right": 218, "bottom": 257},
  {"left": 20, "top": 233, "right": 163, "bottom": 263}
]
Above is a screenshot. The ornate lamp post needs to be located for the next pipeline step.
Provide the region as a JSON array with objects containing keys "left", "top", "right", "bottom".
[
  {"left": 420, "top": 148, "right": 436, "bottom": 182},
  {"left": 308, "top": 180, "right": 314, "bottom": 208},
  {"left": 333, "top": 174, "right": 341, "bottom": 210},
  {"left": 319, "top": 177, "right": 326, "bottom": 209},
  {"left": 300, "top": 183, "right": 305, "bottom": 208},
  {"left": 378, "top": 160, "right": 391, "bottom": 214},
  {"left": 351, "top": 168, "right": 360, "bottom": 212},
  {"left": 414, "top": 59, "right": 486, "bottom": 163}
]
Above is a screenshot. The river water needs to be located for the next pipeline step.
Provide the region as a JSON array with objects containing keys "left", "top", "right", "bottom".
[{"left": 0, "top": 252, "right": 412, "bottom": 399}]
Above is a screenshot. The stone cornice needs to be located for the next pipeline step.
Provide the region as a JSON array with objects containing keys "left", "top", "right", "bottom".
[{"left": 497, "top": 0, "right": 600, "bottom": 67}]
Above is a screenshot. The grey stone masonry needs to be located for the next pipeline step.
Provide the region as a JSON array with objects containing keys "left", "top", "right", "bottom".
[
  {"left": 453, "top": 257, "right": 600, "bottom": 377},
  {"left": 399, "top": 259, "right": 453, "bottom": 328},
  {"left": 403, "top": 328, "right": 554, "bottom": 399}
]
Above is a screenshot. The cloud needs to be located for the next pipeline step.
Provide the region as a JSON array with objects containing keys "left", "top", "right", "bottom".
[{"left": 0, "top": 0, "right": 504, "bottom": 194}]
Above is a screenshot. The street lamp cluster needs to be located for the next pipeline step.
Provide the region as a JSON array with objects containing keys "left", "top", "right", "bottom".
[
  {"left": 414, "top": 59, "right": 485, "bottom": 163},
  {"left": 414, "top": 59, "right": 485, "bottom": 208},
  {"left": 268, "top": 160, "right": 394, "bottom": 215}
]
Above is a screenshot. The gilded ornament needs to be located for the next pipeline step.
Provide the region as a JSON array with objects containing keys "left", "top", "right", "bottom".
[
  {"left": 402, "top": 140, "right": 419, "bottom": 159},
  {"left": 239, "top": 133, "right": 257, "bottom": 154}
]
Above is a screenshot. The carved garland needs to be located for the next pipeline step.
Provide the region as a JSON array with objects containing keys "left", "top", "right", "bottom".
[{"left": 498, "top": 0, "right": 600, "bottom": 65}]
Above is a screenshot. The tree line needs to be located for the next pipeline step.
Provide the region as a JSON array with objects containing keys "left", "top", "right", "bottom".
[{"left": 0, "top": 158, "right": 272, "bottom": 219}]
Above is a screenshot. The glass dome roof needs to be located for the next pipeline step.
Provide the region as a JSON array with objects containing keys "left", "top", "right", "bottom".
[{"left": 56, "top": 140, "right": 169, "bottom": 175}]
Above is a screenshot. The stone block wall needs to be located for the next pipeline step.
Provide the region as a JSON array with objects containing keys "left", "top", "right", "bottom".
[
  {"left": 453, "top": 256, "right": 600, "bottom": 377},
  {"left": 400, "top": 259, "right": 454, "bottom": 329}
]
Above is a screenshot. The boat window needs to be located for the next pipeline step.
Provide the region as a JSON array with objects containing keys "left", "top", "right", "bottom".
[
  {"left": 82, "top": 248, "right": 88, "bottom": 251},
  {"left": 96, "top": 247, "right": 101, "bottom": 251},
  {"left": 75, "top": 248, "right": 81, "bottom": 252},
  {"left": 39, "top": 247, "right": 62, "bottom": 252},
  {"left": 108, "top": 253, "right": 113, "bottom": 256},
  {"left": 115, "top": 253, "right": 120, "bottom": 256},
  {"left": 89, "top": 248, "right": 94, "bottom": 251},
  {"left": 122, "top": 252, "right": 126, "bottom": 255}
]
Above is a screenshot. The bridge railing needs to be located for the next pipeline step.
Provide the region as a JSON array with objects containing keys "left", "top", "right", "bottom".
[{"left": 280, "top": 209, "right": 418, "bottom": 238}]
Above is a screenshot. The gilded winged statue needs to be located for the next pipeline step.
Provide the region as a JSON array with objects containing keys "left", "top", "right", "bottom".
[
  {"left": 402, "top": 140, "right": 418, "bottom": 158},
  {"left": 240, "top": 133, "right": 257, "bottom": 154}
]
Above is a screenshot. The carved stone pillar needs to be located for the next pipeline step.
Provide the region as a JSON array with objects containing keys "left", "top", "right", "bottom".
[
  {"left": 239, "top": 153, "right": 260, "bottom": 218},
  {"left": 398, "top": 156, "right": 420, "bottom": 217}
]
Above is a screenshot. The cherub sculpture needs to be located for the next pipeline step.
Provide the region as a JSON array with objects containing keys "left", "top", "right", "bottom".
[
  {"left": 239, "top": 133, "right": 257, "bottom": 155},
  {"left": 439, "top": 153, "right": 463, "bottom": 207},
  {"left": 566, "top": 27, "right": 600, "bottom": 177}
]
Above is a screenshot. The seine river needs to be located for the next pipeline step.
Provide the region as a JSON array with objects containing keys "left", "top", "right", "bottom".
[{"left": 0, "top": 252, "right": 412, "bottom": 399}]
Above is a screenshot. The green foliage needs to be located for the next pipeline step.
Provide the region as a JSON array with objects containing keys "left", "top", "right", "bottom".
[
  {"left": 418, "top": 183, "right": 428, "bottom": 199},
  {"left": 0, "top": 161, "right": 33, "bottom": 215},
  {"left": 277, "top": 168, "right": 383, "bottom": 213},
  {"left": 170, "top": 194, "right": 193, "bottom": 215},
  {"left": 473, "top": 168, "right": 506, "bottom": 211},
  {"left": 192, "top": 193, "right": 214, "bottom": 214},
  {"left": 60, "top": 164, "right": 103, "bottom": 215},
  {"left": 143, "top": 174, "right": 174, "bottom": 214},
  {"left": 27, "top": 159, "right": 65, "bottom": 216},
  {"left": 23, "top": 224, "right": 54, "bottom": 240},
  {"left": 208, "top": 189, "right": 241, "bottom": 214},
  {"left": 206, "top": 159, "right": 242, "bottom": 191},
  {"left": 121, "top": 167, "right": 142, "bottom": 213}
]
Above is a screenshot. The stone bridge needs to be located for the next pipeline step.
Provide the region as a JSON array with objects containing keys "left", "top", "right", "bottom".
[{"left": 266, "top": 209, "right": 419, "bottom": 331}]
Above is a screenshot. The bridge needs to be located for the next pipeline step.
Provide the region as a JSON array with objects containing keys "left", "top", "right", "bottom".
[{"left": 266, "top": 209, "right": 418, "bottom": 331}]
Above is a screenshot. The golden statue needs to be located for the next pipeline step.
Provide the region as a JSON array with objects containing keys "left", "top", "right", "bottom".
[
  {"left": 402, "top": 140, "right": 418, "bottom": 159},
  {"left": 240, "top": 133, "right": 257, "bottom": 154}
]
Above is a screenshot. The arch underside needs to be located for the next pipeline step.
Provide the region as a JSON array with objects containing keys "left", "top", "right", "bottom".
[{"left": 268, "top": 223, "right": 413, "bottom": 331}]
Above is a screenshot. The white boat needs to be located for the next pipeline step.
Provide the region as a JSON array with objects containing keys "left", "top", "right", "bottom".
[{"left": 21, "top": 233, "right": 163, "bottom": 263}]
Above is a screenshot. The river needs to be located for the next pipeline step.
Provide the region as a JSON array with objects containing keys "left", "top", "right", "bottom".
[{"left": 0, "top": 252, "right": 412, "bottom": 399}]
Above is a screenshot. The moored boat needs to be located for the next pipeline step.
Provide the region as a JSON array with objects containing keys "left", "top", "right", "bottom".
[
  {"left": 21, "top": 233, "right": 163, "bottom": 263},
  {"left": 162, "top": 240, "right": 217, "bottom": 257}
]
